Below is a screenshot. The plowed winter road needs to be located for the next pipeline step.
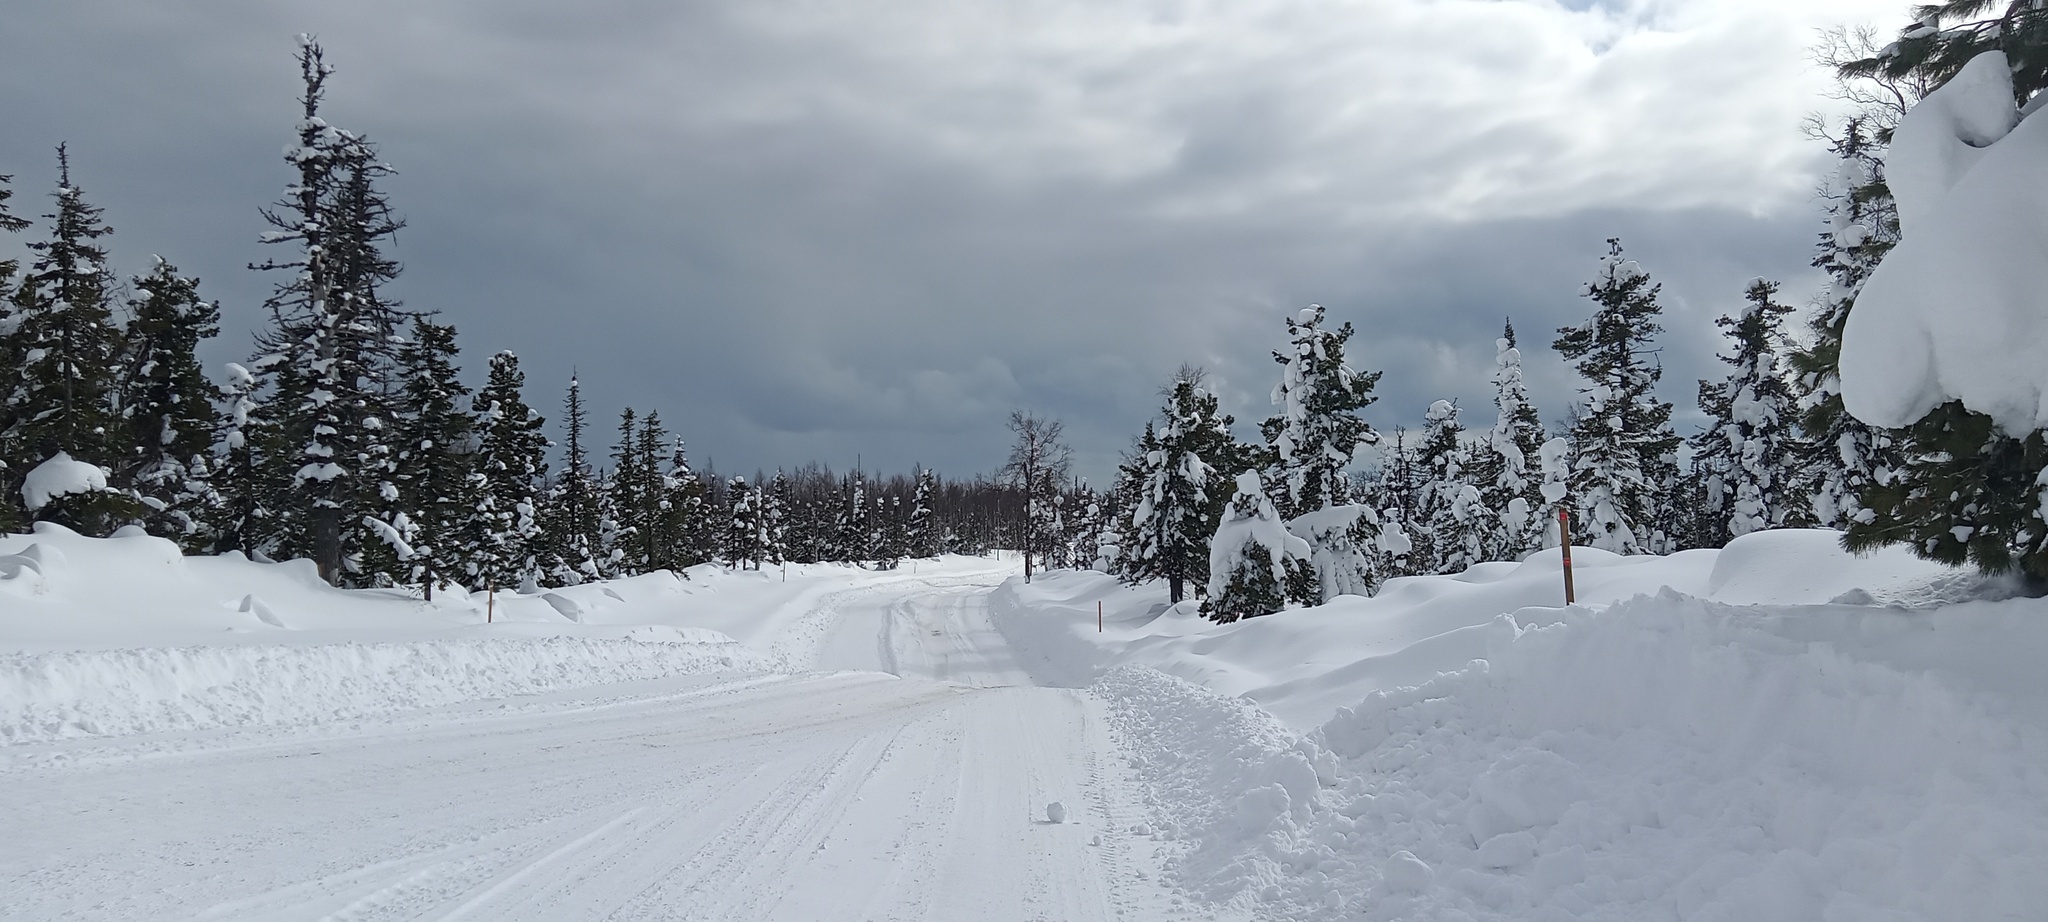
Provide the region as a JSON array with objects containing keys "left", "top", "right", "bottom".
[{"left": 1, "top": 574, "right": 1184, "bottom": 921}]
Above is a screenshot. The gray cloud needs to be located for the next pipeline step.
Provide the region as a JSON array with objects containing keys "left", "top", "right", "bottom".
[{"left": 0, "top": 0, "right": 1901, "bottom": 483}]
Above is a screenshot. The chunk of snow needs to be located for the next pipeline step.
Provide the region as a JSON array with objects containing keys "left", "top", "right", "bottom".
[
  {"left": 1045, "top": 801, "right": 1067, "bottom": 823},
  {"left": 1842, "top": 51, "right": 2048, "bottom": 432},
  {"left": 21, "top": 453, "right": 111, "bottom": 511}
]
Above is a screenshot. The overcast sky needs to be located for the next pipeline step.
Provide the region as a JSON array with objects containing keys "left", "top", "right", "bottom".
[{"left": 0, "top": 0, "right": 1908, "bottom": 484}]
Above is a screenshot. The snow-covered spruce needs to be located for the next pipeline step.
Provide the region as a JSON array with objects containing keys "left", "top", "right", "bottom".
[{"left": 1206, "top": 472, "right": 1310, "bottom": 621}]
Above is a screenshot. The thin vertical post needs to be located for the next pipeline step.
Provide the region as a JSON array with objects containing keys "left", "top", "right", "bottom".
[
  {"left": 1098, "top": 600, "right": 1103, "bottom": 633},
  {"left": 1558, "top": 509, "right": 1576, "bottom": 605},
  {"left": 487, "top": 580, "right": 495, "bottom": 624}
]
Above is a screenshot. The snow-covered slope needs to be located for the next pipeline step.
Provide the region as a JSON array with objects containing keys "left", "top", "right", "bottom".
[
  {"left": 998, "top": 531, "right": 2048, "bottom": 918},
  {"left": 0, "top": 522, "right": 1007, "bottom": 742}
]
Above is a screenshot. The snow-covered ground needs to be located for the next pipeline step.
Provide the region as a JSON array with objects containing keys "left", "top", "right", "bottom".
[
  {"left": 999, "top": 530, "right": 2048, "bottom": 919},
  {"left": 7, "top": 524, "right": 2048, "bottom": 919}
]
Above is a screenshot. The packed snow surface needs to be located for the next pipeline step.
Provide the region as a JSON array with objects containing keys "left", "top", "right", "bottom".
[{"left": 1841, "top": 50, "right": 2048, "bottom": 432}]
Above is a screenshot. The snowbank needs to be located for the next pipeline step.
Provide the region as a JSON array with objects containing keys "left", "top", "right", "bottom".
[
  {"left": 0, "top": 633, "right": 762, "bottom": 744},
  {"left": 0, "top": 523, "right": 1010, "bottom": 742},
  {"left": 1840, "top": 50, "right": 2048, "bottom": 432},
  {"left": 999, "top": 529, "right": 1961, "bottom": 727},
  {"left": 1091, "top": 593, "right": 2048, "bottom": 920}
]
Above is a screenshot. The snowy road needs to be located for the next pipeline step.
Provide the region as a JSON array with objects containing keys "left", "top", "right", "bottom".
[{"left": 1, "top": 575, "right": 1181, "bottom": 921}]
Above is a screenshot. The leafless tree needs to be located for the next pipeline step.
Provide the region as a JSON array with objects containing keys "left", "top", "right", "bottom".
[{"left": 1000, "top": 410, "right": 1072, "bottom": 582}]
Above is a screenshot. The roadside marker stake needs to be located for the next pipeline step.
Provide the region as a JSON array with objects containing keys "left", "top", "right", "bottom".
[
  {"left": 1098, "top": 600, "right": 1103, "bottom": 633},
  {"left": 1558, "top": 509, "right": 1576, "bottom": 605}
]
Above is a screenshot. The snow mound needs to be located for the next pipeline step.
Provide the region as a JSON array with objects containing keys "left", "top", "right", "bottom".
[
  {"left": 1841, "top": 51, "right": 2048, "bottom": 432},
  {"left": 1094, "top": 593, "right": 2048, "bottom": 920},
  {"left": 0, "top": 633, "right": 765, "bottom": 744},
  {"left": 20, "top": 452, "right": 111, "bottom": 511}
]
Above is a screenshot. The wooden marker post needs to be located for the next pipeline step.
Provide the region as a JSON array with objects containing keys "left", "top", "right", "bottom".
[
  {"left": 487, "top": 580, "right": 495, "bottom": 624},
  {"left": 1098, "top": 601, "right": 1103, "bottom": 633},
  {"left": 1557, "top": 509, "right": 1576, "bottom": 605}
]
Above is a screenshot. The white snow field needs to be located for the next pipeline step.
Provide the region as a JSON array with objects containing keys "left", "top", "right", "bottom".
[{"left": 8, "top": 524, "right": 2048, "bottom": 920}]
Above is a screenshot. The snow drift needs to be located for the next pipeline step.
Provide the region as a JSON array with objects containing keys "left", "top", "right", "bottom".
[{"left": 1095, "top": 595, "right": 2048, "bottom": 920}]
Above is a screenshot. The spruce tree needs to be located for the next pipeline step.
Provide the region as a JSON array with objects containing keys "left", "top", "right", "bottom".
[
  {"left": 1205, "top": 472, "right": 1308, "bottom": 622},
  {"left": 1260, "top": 304, "right": 1381, "bottom": 519},
  {"left": 465, "top": 352, "right": 548, "bottom": 590},
  {"left": 2, "top": 145, "right": 135, "bottom": 535},
  {"left": 1471, "top": 321, "right": 1547, "bottom": 560},
  {"left": 762, "top": 469, "right": 791, "bottom": 567},
  {"left": 606, "top": 408, "right": 648, "bottom": 574},
  {"left": 1693, "top": 279, "right": 1801, "bottom": 544},
  {"left": 1790, "top": 119, "right": 1904, "bottom": 530},
  {"left": 117, "top": 257, "right": 224, "bottom": 547},
  {"left": 207, "top": 362, "right": 267, "bottom": 556},
  {"left": 658, "top": 433, "right": 709, "bottom": 570},
  {"left": 724, "top": 475, "right": 762, "bottom": 569},
  {"left": 1842, "top": 1, "right": 2048, "bottom": 107},
  {"left": 543, "top": 374, "right": 603, "bottom": 583},
  {"left": 1553, "top": 239, "right": 1681, "bottom": 555},
  {"left": 0, "top": 169, "right": 33, "bottom": 531},
  {"left": 388, "top": 319, "right": 474, "bottom": 589},
  {"left": 1417, "top": 400, "right": 1485, "bottom": 574},
  {"left": 1128, "top": 369, "right": 1240, "bottom": 603},
  {"left": 247, "top": 38, "right": 410, "bottom": 583},
  {"left": 907, "top": 466, "right": 939, "bottom": 558}
]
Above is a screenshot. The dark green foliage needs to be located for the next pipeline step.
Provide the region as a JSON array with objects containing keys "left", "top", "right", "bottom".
[
  {"left": 388, "top": 319, "right": 475, "bottom": 587},
  {"left": 2, "top": 146, "right": 138, "bottom": 535},
  {"left": 117, "top": 257, "right": 224, "bottom": 547},
  {"left": 1842, "top": 2, "right": 2048, "bottom": 109},
  {"left": 1128, "top": 370, "right": 1245, "bottom": 603},
  {"left": 1846, "top": 403, "right": 2048, "bottom": 582}
]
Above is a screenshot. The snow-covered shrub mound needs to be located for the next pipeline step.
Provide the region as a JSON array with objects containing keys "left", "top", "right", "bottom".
[
  {"left": 1096, "top": 592, "right": 2048, "bottom": 920},
  {"left": 0, "top": 633, "right": 767, "bottom": 744},
  {"left": 1841, "top": 50, "right": 2048, "bottom": 432}
]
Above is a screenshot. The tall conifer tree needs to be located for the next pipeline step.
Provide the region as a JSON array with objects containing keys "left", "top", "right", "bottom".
[
  {"left": 118, "top": 257, "right": 224, "bottom": 546},
  {"left": 1553, "top": 240, "right": 1680, "bottom": 555},
  {"left": 2, "top": 145, "right": 134, "bottom": 535}
]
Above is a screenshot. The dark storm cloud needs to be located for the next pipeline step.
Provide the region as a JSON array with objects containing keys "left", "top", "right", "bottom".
[{"left": 0, "top": 0, "right": 1900, "bottom": 484}]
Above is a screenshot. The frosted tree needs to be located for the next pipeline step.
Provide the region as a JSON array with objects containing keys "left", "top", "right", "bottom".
[
  {"left": 1469, "top": 321, "right": 1547, "bottom": 560},
  {"left": 763, "top": 470, "right": 791, "bottom": 566},
  {"left": 543, "top": 374, "right": 603, "bottom": 583},
  {"left": 247, "top": 38, "right": 411, "bottom": 583},
  {"left": 0, "top": 170, "right": 28, "bottom": 530},
  {"left": 2, "top": 145, "right": 136, "bottom": 535},
  {"left": 1206, "top": 472, "right": 1311, "bottom": 622},
  {"left": 724, "top": 475, "right": 764, "bottom": 570},
  {"left": 907, "top": 466, "right": 939, "bottom": 558},
  {"left": 1790, "top": 119, "right": 1904, "bottom": 530},
  {"left": 1416, "top": 400, "right": 1485, "bottom": 574},
  {"left": 385, "top": 319, "right": 475, "bottom": 591},
  {"left": 206, "top": 362, "right": 267, "bottom": 556},
  {"left": 1553, "top": 240, "right": 1680, "bottom": 555},
  {"left": 834, "top": 470, "right": 869, "bottom": 563},
  {"left": 1128, "top": 370, "right": 1240, "bottom": 602},
  {"left": 1260, "top": 304, "right": 1381, "bottom": 518},
  {"left": 464, "top": 352, "right": 548, "bottom": 590},
  {"left": 657, "top": 434, "right": 709, "bottom": 570},
  {"left": 116, "top": 257, "right": 224, "bottom": 547},
  {"left": 605, "top": 408, "right": 651, "bottom": 574},
  {"left": 1694, "top": 279, "right": 1801, "bottom": 544}
]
